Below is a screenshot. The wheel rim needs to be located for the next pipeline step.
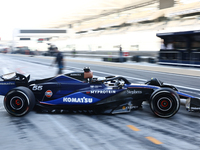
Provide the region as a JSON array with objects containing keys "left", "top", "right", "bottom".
[
  {"left": 157, "top": 97, "right": 172, "bottom": 112},
  {"left": 151, "top": 91, "right": 180, "bottom": 118},
  {"left": 10, "top": 96, "right": 24, "bottom": 110},
  {"left": 5, "top": 90, "right": 30, "bottom": 116}
]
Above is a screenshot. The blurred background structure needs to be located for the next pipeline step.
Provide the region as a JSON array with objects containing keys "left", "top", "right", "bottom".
[{"left": 1, "top": 0, "right": 200, "bottom": 65}]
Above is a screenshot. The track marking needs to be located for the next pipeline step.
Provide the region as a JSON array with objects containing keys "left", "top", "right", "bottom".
[
  {"left": 127, "top": 125, "right": 140, "bottom": 131},
  {"left": 145, "top": 136, "right": 163, "bottom": 145},
  {"left": 16, "top": 67, "right": 25, "bottom": 74},
  {"left": 47, "top": 115, "right": 91, "bottom": 150},
  {"left": 127, "top": 125, "right": 163, "bottom": 145}
]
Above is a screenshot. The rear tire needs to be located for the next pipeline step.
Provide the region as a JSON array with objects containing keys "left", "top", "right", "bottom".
[
  {"left": 4, "top": 87, "right": 35, "bottom": 117},
  {"left": 150, "top": 88, "right": 180, "bottom": 118}
]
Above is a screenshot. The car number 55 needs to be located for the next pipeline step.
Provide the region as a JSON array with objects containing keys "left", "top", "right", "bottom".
[{"left": 32, "top": 85, "right": 43, "bottom": 91}]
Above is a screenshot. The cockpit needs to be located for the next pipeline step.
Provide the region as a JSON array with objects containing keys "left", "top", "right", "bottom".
[{"left": 65, "top": 67, "right": 131, "bottom": 89}]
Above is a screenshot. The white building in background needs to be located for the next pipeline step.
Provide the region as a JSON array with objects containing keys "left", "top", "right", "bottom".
[
  {"left": 51, "top": 28, "right": 162, "bottom": 52},
  {"left": 50, "top": 1, "right": 200, "bottom": 52},
  {"left": 9, "top": 1, "right": 200, "bottom": 52}
]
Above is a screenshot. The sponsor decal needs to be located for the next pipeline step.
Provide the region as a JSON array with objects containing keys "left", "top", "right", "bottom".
[
  {"left": 63, "top": 97, "right": 93, "bottom": 103},
  {"left": 90, "top": 90, "right": 116, "bottom": 94},
  {"left": 70, "top": 74, "right": 81, "bottom": 76},
  {"left": 127, "top": 90, "right": 142, "bottom": 94},
  {"left": 90, "top": 85, "right": 102, "bottom": 88},
  {"left": 0, "top": 82, "right": 15, "bottom": 85},
  {"left": 45, "top": 90, "right": 53, "bottom": 98}
]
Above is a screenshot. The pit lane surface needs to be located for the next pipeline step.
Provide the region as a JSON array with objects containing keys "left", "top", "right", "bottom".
[{"left": 0, "top": 54, "right": 200, "bottom": 150}]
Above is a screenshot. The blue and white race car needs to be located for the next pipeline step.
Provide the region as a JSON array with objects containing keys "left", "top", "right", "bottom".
[{"left": 1, "top": 67, "right": 200, "bottom": 117}]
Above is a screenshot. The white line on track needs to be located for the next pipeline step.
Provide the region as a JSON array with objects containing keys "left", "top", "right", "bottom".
[
  {"left": 103, "top": 65, "right": 200, "bottom": 79},
  {"left": 67, "top": 66, "right": 200, "bottom": 92},
  {"left": 47, "top": 115, "right": 91, "bottom": 150}
]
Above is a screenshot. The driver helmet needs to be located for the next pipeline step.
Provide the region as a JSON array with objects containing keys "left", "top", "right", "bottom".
[{"left": 83, "top": 67, "right": 90, "bottom": 72}]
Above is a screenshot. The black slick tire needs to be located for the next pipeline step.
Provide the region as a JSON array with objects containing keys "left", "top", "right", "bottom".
[
  {"left": 150, "top": 88, "right": 180, "bottom": 118},
  {"left": 4, "top": 87, "right": 35, "bottom": 117}
]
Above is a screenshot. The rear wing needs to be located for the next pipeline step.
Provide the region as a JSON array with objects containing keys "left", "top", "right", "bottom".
[{"left": 1, "top": 72, "right": 30, "bottom": 81}]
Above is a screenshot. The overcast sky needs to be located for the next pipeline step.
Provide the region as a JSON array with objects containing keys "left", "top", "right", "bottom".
[{"left": 0, "top": 0, "right": 95, "bottom": 40}]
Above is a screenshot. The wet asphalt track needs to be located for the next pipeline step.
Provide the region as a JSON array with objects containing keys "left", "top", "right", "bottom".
[{"left": 0, "top": 54, "right": 200, "bottom": 150}]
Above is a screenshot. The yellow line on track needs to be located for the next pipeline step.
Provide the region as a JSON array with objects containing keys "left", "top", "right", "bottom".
[
  {"left": 127, "top": 125, "right": 140, "bottom": 131},
  {"left": 145, "top": 136, "right": 163, "bottom": 145}
]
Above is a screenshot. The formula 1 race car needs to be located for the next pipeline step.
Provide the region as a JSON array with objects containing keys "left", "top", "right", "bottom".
[{"left": 1, "top": 67, "right": 200, "bottom": 118}]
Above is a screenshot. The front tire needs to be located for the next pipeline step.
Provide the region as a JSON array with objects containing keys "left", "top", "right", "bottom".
[
  {"left": 150, "top": 88, "right": 180, "bottom": 118},
  {"left": 4, "top": 87, "right": 35, "bottom": 117}
]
